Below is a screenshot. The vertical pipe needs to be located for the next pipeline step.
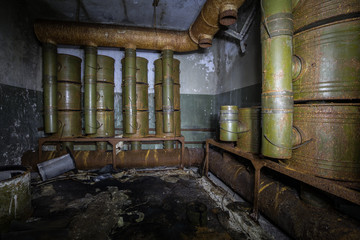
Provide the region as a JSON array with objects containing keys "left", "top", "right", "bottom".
[
  {"left": 261, "top": 0, "right": 293, "bottom": 159},
  {"left": 131, "top": 142, "right": 141, "bottom": 151},
  {"left": 164, "top": 141, "right": 174, "bottom": 150},
  {"left": 84, "top": 46, "right": 97, "bottom": 134},
  {"left": 43, "top": 43, "right": 57, "bottom": 133},
  {"left": 124, "top": 48, "right": 137, "bottom": 134},
  {"left": 162, "top": 49, "right": 174, "bottom": 133}
]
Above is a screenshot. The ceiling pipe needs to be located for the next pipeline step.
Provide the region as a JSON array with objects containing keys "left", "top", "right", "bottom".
[
  {"left": 189, "top": 0, "right": 245, "bottom": 48},
  {"left": 34, "top": 0, "right": 245, "bottom": 51}
]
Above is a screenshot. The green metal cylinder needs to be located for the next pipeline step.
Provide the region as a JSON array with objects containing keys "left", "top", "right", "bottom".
[
  {"left": 261, "top": 0, "right": 293, "bottom": 159},
  {"left": 154, "top": 84, "right": 180, "bottom": 111},
  {"left": 57, "top": 54, "right": 82, "bottom": 83},
  {"left": 219, "top": 106, "right": 238, "bottom": 142},
  {"left": 155, "top": 110, "right": 181, "bottom": 138},
  {"left": 97, "top": 82, "right": 114, "bottom": 110},
  {"left": 293, "top": 0, "right": 360, "bottom": 33},
  {"left": 285, "top": 103, "right": 360, "bottom": 182},
  {"left": 136, "top": 57, "right": 148, "bottom": 84},
  {"left": 53, "top": 111, "right": 82, "bottom": 138},
  {"left": 84, "top": 46, "right": 97, "bottom": 134},
  {"left": 154, "top": 58, "right": 180, "bottom": 85},
  {"left": 0, "top": 166, "right": 31, "bottom": 232},
  {"left": 131, "top": 142, "right": 142, "bottom": 151},
  {"left": 123, "top": 111, "right": 149, "bottom": 138},
  {"left": 293, "top": 18, "right": 360, "bottom": 101},
  {"left": 162, "top": 49, "right": 174, "bottom": 133},
  {"left": 122, "top": 83, "right": 149, "bottom": 111},
  {"left": 57, "top": 82, "right": 81, "bottom": 110},
  {"left": 62, "top": 141, "right": 74, "bottom": 151},
  {"left": 123, "top": 49, "right": 137, "bottom": 134},
  {"left": 43, "top": 43, "right": 58, "bottom": 133},
  {"left": 97, "top": 55, "right": 115, "bottom": 83},
  {"left": 92, "top": 110, "right": 115, "bottom": 137},
  {"left": 236, "top": 107, "right": 261, "bottom": 153}
]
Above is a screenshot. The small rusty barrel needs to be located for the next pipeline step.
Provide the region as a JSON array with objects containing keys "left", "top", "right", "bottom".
[
  {"left": 293, "top": 0, "right": 360, "bottom": 32},
  {"left": 154, "top": 84, "right": 180, "bottom": 111},
  {"left": 236, "top": 107, "right": 261, "bottom": 153},
  {"left": 155, "top": 110, "right": 181, "bottom": 137},
  {"left": 57, "top": 82, "right": 81, "bottom": 110},
  {"left": 97, "top": 82, "right": 114, "bottom": 111},
  {"left": 0, "top": 166, "right": 31, "bottom": 232},
  {"left": 220, "top": 106, "right": 238, "bottom": 142},
  {"left": 97, "top": 55, "right": 115, "bottom": 83},
  {"left": 54, "top": 111, "right": 82, "bottom": 137},
  {"left": 154, "top": 58, "right": 180, "bottom": 85},
  {"left": 57, "top": 54, "right": 81, "bottom": 83},
  {"left": 285, "top": 103, "right": 360, "bottom": 182},
  {"left": 293, "top": 18, "right": 360, "bottom": 101},
  {"left": 123, "top": 111, "right": 149, "bottom": 138}
]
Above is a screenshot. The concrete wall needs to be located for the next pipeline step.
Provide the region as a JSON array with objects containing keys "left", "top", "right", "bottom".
[{"left": 0, "top": 0, "right": 43, "bottom": 165}]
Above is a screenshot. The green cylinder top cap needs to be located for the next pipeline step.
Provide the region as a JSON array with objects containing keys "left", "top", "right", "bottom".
[{"left": 221, "top": 105, "right": 238, "bottom": 111}]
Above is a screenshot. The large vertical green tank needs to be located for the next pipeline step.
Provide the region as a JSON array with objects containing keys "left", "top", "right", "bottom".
[
  {"left": 57, "top": 82, "right": 81, "bottom": 110},
  {"left": 292, "top": 0, "right": 360, "bottom": 32},
  {"left": 57, "top": 54, "right": 81, "bottom": 83},
  {"left": 122, "top": 111, "right": 149, "bottom": 138},
  {"left": 53, "top": 111, "right": 82, "bottom": 138},
  {"left": 236, "top": 107, "right": 261, "bottom": 153},
  {"left": 84, "top": 46, "right": 97, "bottom": 134},
  {"left": 219, "top": 106, "right": 238, "bottom": 142},
  {"left": 285, "top": 104, "right": 360, "bottom": 182},
  {"left": 155, "top": 110, "right": 181, "bottom": 138},
  {"left": 154, "top": 84, "right": 180, "bottom": 111},
  {"left": 97, "top": 82, "right": 115, "bottom": 111},
  {"left": 97, "top": 55, "right": 115, "bottom": 83},
  {"left": 154, "top": 58, "right": 180, "bottom": 84},
  {"left": 293, "top": 18, "right": 360, "bottom": 101},
  {"left": 43, "top": 43, "right": 58, "bottom": 134}
]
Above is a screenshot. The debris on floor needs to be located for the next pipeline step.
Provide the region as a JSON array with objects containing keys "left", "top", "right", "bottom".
[{"left": 1, "top": 168, "right": 273, "bottom": 240}]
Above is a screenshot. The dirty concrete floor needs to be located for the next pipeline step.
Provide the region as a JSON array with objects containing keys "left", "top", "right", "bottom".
[{"left": 1, "top": 168, "right": 272, "bottom": 240}]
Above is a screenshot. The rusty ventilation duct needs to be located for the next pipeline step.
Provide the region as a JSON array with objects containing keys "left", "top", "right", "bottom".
[{"left": 34, "top": 0, "right": 245, "bottom": 51}]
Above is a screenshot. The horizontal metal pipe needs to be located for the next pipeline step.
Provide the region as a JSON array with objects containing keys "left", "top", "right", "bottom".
[
  {"left": 208, "top": 150, "right": 360, "bottom": 239},
  {"left": 34, "top": 20, "right": 197, "bottom": 52},
  {"left": 34, "top": 0, "right": 245, "bottom": 50},
  {"left": 22, "top": 148, "right": 204, "bottom": 170}
]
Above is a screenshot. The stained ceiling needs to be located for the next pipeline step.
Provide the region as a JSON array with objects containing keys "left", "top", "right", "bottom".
[{"left": 26, "top": 0, "right": 207, "bottom": 31}]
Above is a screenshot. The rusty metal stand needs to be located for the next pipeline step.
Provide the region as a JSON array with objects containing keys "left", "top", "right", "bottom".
[
  {"left": 205, "top": 138, "right": 360, "bottom": 220},
  {"left": 39, "top": 136, "right": 185, "bottom": 169}
]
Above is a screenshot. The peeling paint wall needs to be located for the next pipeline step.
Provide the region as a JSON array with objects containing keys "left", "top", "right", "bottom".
[{"left": 0, "top": 0, "right": 43, "bottom": 165}]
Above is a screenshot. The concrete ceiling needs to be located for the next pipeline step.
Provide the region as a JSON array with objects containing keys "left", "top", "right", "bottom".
[{"left": 26, "top": 0, "right": 207, "bottom": 31}]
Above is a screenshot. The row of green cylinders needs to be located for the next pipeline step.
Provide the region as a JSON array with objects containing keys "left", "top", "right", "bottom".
[{"left": 43, "top": 45, "right": 181, "bottom": 151}]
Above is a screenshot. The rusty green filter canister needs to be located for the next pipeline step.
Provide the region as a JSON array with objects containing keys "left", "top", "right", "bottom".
[
  {"left": 57, "top": 82, "right": 81, "bottom": 110},
  {"left": 91, "top": 110, "right": 115, "bottom": 137},
  {"left": 97, "top": 82, "right": 114, "bottom": 111},
  {"left": 292, "top": 0, "right": 360, "bottom": 33},
  {"left": 284, "top": 103, "right": 360, "bottom": 182},
  {"left": 0, "top": 166, "right": 31, "bottom": 232},
  {"left": 236, "top": 107, "right": 261, "bottom": 153},
  {"left": 97, "top": 55, "right": 115, "bottom": 83},
  {"left": 155, "top": 110, "right": 181, "bottom": 138},
  {"left": 43, "top": 43, "right": 58, "bottom": 134},
  {"left": 84, "top": 46, "right": 97, "bottom": 135},
  {"left": 154, "top": 84, "right": 180, "bottom": 111},
  {"left": 122, "top": 111, "right": 149, "bottom": 138},
  {"left": 57, "top": 54, "right": 82, "bottom": 83},
  {"left": 53, "top": 111, "right": 82, "bottom": 138},
  {"left": 122, "top": 83, "right": 149, "bottom": 111},
  {"left": 136, "top": 57, "right": 148, "bottom": 84},
  {"left": 220, "top": 106, "right": 238, "bottom": 142},
  {"left": 154, "top": 58, "right": 180, "bottom": 84},
  {"left": 293, "top": 18, "right": 360, "bottom": 101}
]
